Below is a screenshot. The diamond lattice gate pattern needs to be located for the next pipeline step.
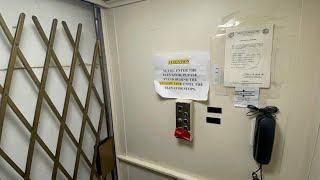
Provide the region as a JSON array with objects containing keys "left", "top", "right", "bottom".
[{"left": 0, "top": 13, "right": 111, "bottom": 180}]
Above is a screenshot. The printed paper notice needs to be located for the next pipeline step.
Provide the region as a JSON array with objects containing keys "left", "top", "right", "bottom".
[
  {"left": 224, "top": 24, "right": 274, "bottom": 88},
  {"left": 234, "top": 87, "right": 259, "bottom": 107},
  {"left": 153, "top": 53, "right": 209, "bottom": 101}
]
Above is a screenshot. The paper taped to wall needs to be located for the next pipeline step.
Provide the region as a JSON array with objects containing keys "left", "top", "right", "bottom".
[
  {"left": 234, "top": 87, "right": 259, "bottom": 107},
  {"left": 224, "top": 24, "right": 274, "bottom": 88},
  {"left": 153, "top": 53, "right": 209, "bottom": 101}
]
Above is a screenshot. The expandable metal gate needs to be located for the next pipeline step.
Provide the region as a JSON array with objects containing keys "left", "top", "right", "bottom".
[{"left": 0, "top": 13, "right": 112, "bottom": 180}]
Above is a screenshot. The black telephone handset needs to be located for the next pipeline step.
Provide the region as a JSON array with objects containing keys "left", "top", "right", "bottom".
[
  {"left": 253, "top": 113, "right": 276, "bottom": 164},
  {"left": 247, "top": 105, "right": 279, "bottom": 180}
]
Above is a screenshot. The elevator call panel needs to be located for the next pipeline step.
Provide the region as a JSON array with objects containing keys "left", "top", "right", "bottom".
[{"left": 174, "top": 100, "right": 192, "bottom": 141}]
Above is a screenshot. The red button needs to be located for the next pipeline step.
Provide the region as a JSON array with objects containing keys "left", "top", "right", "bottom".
[{"left": 174, "top": 128, "right": 191, "bottom": 141}]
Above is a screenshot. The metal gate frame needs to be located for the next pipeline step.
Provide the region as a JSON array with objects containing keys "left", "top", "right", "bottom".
[{"left": 0, "top": 13, "right": 112, "bottom": 180}]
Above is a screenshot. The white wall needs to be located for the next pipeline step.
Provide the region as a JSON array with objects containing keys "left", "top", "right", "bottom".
[
  {"left": 103, "top": 0, "right": 320, "bottom": 179},
  {"left": 299, "top": 0, "right": 320, "bottom": 179},
  {"left": 0, "top": 0, "right": 108, "bottom": 179}
]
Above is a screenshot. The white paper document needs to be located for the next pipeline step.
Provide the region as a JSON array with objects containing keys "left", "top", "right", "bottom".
[
  {"left": 153, "top": 53, "right": 210, "bottom": 101},
  {"left": 234, "top": 87, "right": 259, "bottom": 107},
  {"left": 224, "top": 24, "right": 274, "bottom": 88}
]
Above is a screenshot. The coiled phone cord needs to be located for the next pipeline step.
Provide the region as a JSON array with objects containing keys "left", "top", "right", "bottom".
[
  {"left": 252, "top": 164, "right": 262, "bottom": 180},
  {"left": 246, "top": 105, "right": 279, "bottom": 118}
]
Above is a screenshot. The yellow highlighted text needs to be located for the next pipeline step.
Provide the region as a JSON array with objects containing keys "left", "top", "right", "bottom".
[
  {"left": 168, "top": 59, "right": 190, "bottom": 64},
  {"left": 159, "top": 81, "right": 182, "bottom": 86}
]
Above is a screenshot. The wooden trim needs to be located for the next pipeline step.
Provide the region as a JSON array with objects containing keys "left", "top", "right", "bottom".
[
  {"left": 82, "top": 0, "right": 108, "bottom": 8},
  {"left": 105, "top": 0, "right": 146, "bottom": 8},
  {"left": 118, "top": 155, "right": 201, "bottom": 180},
  {"left": 83, "top": 0, "right": 146, "bottom": 8},
  {"left": 100, "top": 7, "right": 124, "bottom": 179}
]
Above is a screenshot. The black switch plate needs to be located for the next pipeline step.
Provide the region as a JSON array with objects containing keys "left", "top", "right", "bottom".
[
  {"left": 207, "top": 107, "right": 222, "bottom": 114},
  {"left": 206, "top": 117, "right": 221, "bottom": 124}
]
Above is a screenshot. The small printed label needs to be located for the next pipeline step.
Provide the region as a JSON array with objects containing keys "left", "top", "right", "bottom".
[
  {"left": 234, "top": 87, "right": 259, "bottom": 107},
  {"left": 212, "top": 64, "right": 219, "bottom": 85}
]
